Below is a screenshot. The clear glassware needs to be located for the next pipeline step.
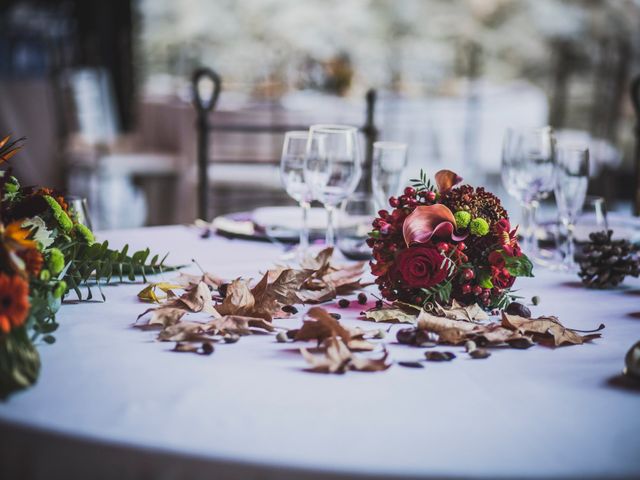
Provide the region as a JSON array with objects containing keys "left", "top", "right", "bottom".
[
  {"left": 66, "top": 195, "right": 93, "bottom": 231},
  {"left": 501, "top": 126, "right": 556, "bottom": 259},
  {"left": 336, "top": 192, "right": 376, "bottom": 260},
  {"left": 304, "top": 124, "right": 362, "bottom": 247},
  {"left": 554, "top": 147, "right": 589, "bottom": 271},
  {"left": 280, "top": 131, "right": 314, "bottom": 253},
  {"left": 371, "top": 141, "right": 408, "bottom": 211}
]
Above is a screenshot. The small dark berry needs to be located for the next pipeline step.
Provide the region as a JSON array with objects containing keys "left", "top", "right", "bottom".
[
  {"left": 404, "top": 186, "right": 416, "bottom": 196},
  {"left": 330, "top": 313, "right": 341, "bottom": 320},
  {"left": 462, "top": 268, "right": 474, "bottom": 280},
  {"left": 338, "top": 298, "right": 350, "bottom": 308},
  {"left": 425, "top": 191, "right": 436, "bottom": 201},
  {"left": 357, "top": 293, "right": 367, "bottom": 305},
  {"left": 389, "top": 196, "right": 400, "bottom": 208},
  {"left": 375, "top": 299, "right": 384, "bottom": 309},
  {"left": 282, "top": 304, "right": 298, "bottom": 314},
  {"left": 461, "top": 284, "right": 471, "bottom": 294},
  {"left": 472, "top": 286, "right": 482, "bottom": 296},
  {"left": 378, "top": 209, "right": 390, "bottom": 218},
  {"left": 201, "top": 342, "right": 214, "bottom": 355}
]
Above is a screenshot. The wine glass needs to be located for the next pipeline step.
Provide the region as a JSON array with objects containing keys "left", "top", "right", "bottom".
[
  {"left": 280, "top": 131, "right": 313, "bottom": 253},
  {"left": 304, "top": 124, "right": 362, "bottom": 247},
  {"left": 501, "top": 127, "right": 556, "bottom": 259},
  {"left": 371, "top": 141, "right": 408, "bottom": 211},
  {"left": 554, "top": 146, "right": 589, "bottom": 271}
]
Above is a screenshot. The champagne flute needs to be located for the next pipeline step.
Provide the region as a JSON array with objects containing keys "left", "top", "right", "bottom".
[
  {"left": 501, "top": 127, "right": 556, "bottom": 259},
  {"left": 304, "top": 124, "right": 362, "bottom": 247},
  {"left": 554, "top": 147, "right": 589, "bottom": 271},
  {"left": 371, "top": 141, "right": 408, "bottom": 211},
  {"left": 280, "top": 131, "right": 313, "bottom": 253}
]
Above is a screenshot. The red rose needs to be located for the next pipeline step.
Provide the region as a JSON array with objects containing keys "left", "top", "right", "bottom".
[
  {"left": 491, "top": 266, "right": 515, "bottom": 289},
  {"left": 394, "top": 246, "right": 448, "bottom": 289}
]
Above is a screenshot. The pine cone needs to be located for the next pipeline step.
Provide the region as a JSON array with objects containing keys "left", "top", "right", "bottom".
[{"left": 577, "top": 230, "right": 640, "bottom": 288}]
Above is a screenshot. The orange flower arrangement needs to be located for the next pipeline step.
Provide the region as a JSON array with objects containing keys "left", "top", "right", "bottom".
[{"left": 0, "top": 273, "right": 30, "bottom": 334}]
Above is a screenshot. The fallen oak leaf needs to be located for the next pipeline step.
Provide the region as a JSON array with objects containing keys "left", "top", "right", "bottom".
[
  {"left": 215, "top": 279, "right": 256, "bottom": 317},
  {"left": 294, "top": 307, "right": 352, "bottom": 344},
  {"left": 175, "top": 281, "right": 218, "bottom": 315},
  {"left": 501, "top": 312, "right": 602, "bottom": 347},
  {"left": 301, "top": 336, "right": 391, "bottom": 374},
  {"left": 207, "top": 315, "right": 274, "bottom": 336}
]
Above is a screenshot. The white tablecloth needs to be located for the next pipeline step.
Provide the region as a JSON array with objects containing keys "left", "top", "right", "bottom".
[{"left": 1, "top": 225, "right": 639, "bottom": 480}]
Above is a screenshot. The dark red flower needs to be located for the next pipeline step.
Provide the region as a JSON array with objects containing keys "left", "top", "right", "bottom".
[
  {"left": 491, "top": 266, "right": 514, "bottom": 289},
  {"left": 494, "top": 219, "right": 521, "bottom": 257},
  {"left": 393, "top": 246, "right": 448, "bottom": 289}
]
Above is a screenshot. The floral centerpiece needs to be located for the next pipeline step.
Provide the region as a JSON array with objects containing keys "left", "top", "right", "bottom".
[
  {"left": 368, "top": 169, "right": 533, "bottom": 310},
  {"left": 0, "top": 136, "right": 175, "bottom": 398}
]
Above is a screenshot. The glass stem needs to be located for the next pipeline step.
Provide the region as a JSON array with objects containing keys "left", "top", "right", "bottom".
[
  {"left": 299, "top": 201, "right": 310, "bottom": 252},
  {"left": 564, "top": 221, "right": 576, "bottom": 268},
  {"left": 520, "top": 203, "right": 533, "bottom": 256},
  {"left": 325, "top": 205, "right": 336, "bottom": 247}
]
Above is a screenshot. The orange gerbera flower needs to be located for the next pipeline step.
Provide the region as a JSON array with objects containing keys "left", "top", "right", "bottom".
[
  {"left": 3, "top": 221, "right": 36, "bottom": 250},
  {"left": 0, "top": 273, "right": 30, "bottom": 334},
  {"left": 17, "top": 248, "right": 44, "bottom": 276}
]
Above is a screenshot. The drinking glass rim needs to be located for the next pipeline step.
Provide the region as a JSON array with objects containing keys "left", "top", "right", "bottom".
[
  {"left": 309, "top": 124, "right": 358, "bottom": 134},
  {"left": 373, "top": 141, "right": 407, "bottom": 150},
  {"left": 283, "top": 130, "right": 309, "bottom": 140}
]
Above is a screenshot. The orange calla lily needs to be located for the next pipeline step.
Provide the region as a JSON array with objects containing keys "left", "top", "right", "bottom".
[
  {"left": 434, "top": 169, "right": 462, "bottom": 193},
  {"left": 403, "top": 204, "right": 467, "bottom": 246}
]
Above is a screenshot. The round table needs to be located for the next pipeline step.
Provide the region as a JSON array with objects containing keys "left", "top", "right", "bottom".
[{"left": 1, "top": 225, "right": 639, "bottom": 479}]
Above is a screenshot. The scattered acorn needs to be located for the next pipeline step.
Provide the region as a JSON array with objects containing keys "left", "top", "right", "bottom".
[
  {"left": 531, "top": 295, "right": 541, "bottom": 306},
  {"left": 330, "top": 313, "right": 341, "bottom": 320},
  {"left": 357, "top": 293, "right": 368, "bottom": 305},
  {"left": 282, "top": 304, "right": 298, "bottom": 314},
  {"left": 469, "top": 348, "right": 491, "bottom": 359},
  {"left": 624, "top": 341, "right": 640, "bottom": 380},
  {"left": 424, "top": 351, "right": 456, "bottom": 362},
  {"left": 338, "top": 298, "right": 350, "bottom": 308},
  {"left": 276, "top": 331, "right": 289, "bottom": 343},
  {"left": 223, "top": 334, "right": 240, "bottom": 344},
  {"left": 201, "top": 342, "right": 215, "bottom": 355},
  {"left": 396, "top": 327, "right": 417, "bottom": 345},
  {"left": 505, "top": 301, "right": 531, "bottom": 318}
]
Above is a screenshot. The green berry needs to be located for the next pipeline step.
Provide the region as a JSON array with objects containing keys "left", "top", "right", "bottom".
[
  {"left": 48, "top": 248, "right": 65, "bottom": 275},
  {"left": 40, "top": 269, "right": 51, "bottom": 281},
  {"left": 454, "top": 210, "right": 471, "bottom": 229},
  {"left": 469, "top": 218, "right": 490, "bottom": 236}
]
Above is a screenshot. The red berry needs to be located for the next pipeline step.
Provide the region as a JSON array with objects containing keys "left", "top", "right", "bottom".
[
  {"left": 404, "top": 186, "right": 416, "bottom": 197},
  {"left": 380, "top": 223, "right": 392, "bottom": 235},
  {"left": 378, "top": 209, "right": 389, "bottom": 219},
  {"left": 389, "top": 196, "right": 400, "bottom": 208},
  {"left": 461, "top": 284, "right": 471, "bottom": 294},
  {"left": 457, "top": 242, "right": 466, "bottom": 251},
  {"left": 398, "top": 195, "right": 408, "bottom": 205},
  {"left": 473, "top": 286, "right": 482, "bottom": 296},
  {"left": 425, "top": 191, "right": 436, "bottom": 201},
  {"left": 407, "top": 198, "right": 419, "bottom": 208},
  {"left": 462, "top": 268, "right": 474, "bottom": 280},
  {"left": 366, "top": 238, "right": 375, "bottom": 247},
  {"left": 436, "top": 242, "right": 449, "bottom": 253}
]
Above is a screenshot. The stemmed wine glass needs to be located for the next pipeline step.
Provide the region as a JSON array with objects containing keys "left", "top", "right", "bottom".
[
  {"left": 372, "top": 141, "right": 408, "bottom": 211},
  {"left": 501, "top": 127, "right": 556, "bottom": 259},
  {"left": 280, "top": 131, "right": 314, "bottom": 254},
  {"left": 304, "top": 124, "right": 362, "bottom": 247},
  {"left": 554, "top": 146, "right": 589, "bottom": 271}
]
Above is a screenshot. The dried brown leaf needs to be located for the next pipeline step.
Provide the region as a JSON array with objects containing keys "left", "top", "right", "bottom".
[
  {"left": 300, "top": 247, "right": 333, "bottom": 274},
  {"left": 158, "top": 322, "right": 208, "bottom": 342},
  {"left": 215, "top": 279, "right": 256, "bottom": 317},
  {"left": 175, "top": 271, "right": 223, "bottom": 288},
  {"left": 176, "top": 281, "right": 217, "bottom": 314},
  {"left": 501, "top": 312, "right": 601, "bottom": 347},
  {"left": 296, "top": 285, "right": 337, "bottom": 304},
  {"left": 301, "top": 336, "right": 390, "bottom": 374},
  {"left": 294, "top": 307, "right": 352, "bottom": 343},
  {"left": 137, "top": 306, "right": 187, "bottom": 328},
  {"left": 433, "top": 301, "right": 488, "bottom": 322},
  {"left": 207, "top": 315, "right": 274, "bottom": 336},
  {"left": 363, "top": 307, "right": 417, "bottom": 324}
]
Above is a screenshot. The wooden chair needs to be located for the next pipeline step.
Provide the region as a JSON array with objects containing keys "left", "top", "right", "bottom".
[{"left": 191, "top": 68, "right": 378, "bottom": 221}]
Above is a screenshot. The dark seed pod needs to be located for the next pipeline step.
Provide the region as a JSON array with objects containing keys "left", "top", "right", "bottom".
[
  {"left": 282, "top": 304, "right": 298, "bottom": 314},
  {"left": 578, "top": 230, "right": 640, "bottom": 288},
  {"left": 396, "top": 327, "right": 417, "bottom": 345},
  {"left": 424, "top": 351, "right": 456, "bottom": 362},
  {"left": 398, "top": 361, "right": 424, "bottom": 369},
  {"left": 223, "top": 334, "right": 240, "bottom": 344},
  {"left": 506, "top": 337, "right": 534, "bottom": 349},
  {"left": 469, "top": 348, "right": 491, "bottom": 359},
  {"left": 505, "top": 302, "right": 531, "bottom": 318},
  {"left": 338, "top": 298, "right": 350, "bottom": 308},
  {"left": 201, "top": 342, "right": 215, "bottom": 355},
  {"left": 286, "top": 329, "right": 299, "bottom": 339},
  {"left": 357, "top": 293, "right": 368, "bottom": 305},
  {"left": 375, "top": 299, "right": 384, "bottom": 309}
]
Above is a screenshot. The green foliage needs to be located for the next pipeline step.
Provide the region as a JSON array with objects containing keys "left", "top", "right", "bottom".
[
  {"left": 409, "top": 169, "right": 436, "bottom": 193},
  {"left": 421, "top": 280, "right": 452, "bottom": 305},
  {"left": 73, "top": 223, "right": 95, "bottom": 245},
  {"left": 60, "top": 240, "right": 180, "bottom": 301},
  {"left": 43, "top": 195, "right": 73, "bottom": 233},
  {"left": 502, "top": 252, "right": 534, "bottom": 277}
]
